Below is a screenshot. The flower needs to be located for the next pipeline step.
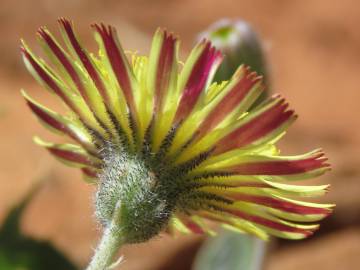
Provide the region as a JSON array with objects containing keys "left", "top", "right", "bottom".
[{"left": 21, "top": 18, "right": 333, "bottom": 243}]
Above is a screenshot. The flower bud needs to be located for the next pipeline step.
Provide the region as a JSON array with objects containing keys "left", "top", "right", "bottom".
[{"left": 198, "top": 19, "right": 270, "bottom": 104}]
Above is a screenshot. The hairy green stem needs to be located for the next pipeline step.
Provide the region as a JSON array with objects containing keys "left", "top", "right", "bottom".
[{"left": 86, "top": 203, "right": 124, "bottom": 270}]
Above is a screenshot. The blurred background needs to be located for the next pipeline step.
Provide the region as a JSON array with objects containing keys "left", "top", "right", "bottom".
[{"left": 0, "top": 0, "right": 359, "bottom": 269}]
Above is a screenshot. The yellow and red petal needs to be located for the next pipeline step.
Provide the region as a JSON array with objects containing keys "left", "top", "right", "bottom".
[
  {"left": 176, "top": 214, "right": 206, "bottom": 234},
  {"left": 196, "top": 66, "right": 263, "bottom": 138},
  {"left": 82, "top": 167, "right": 100, "bottom": 183},
  {"left": 216, "top": 203, "right": 320, "bottom": 239},
  {"left": 37, "top": 27, "right": 91, "bottom": 105},
  {"left": 174, "top": 95, "right": 295, "bottom": 163},
  {"left": 199, "top": 210, "right": 268, "bottom": 240},
  {"left": 220, "top": 192, "right": 331, "bottom": 218},
  {"left": 22, "top": 91, "right": 95, "bottom": 150},
  {"left": 21, "top": 44, "right": 75, "bottom": 111},
  {"left": 196, "top": 150, "right": 329, "bottom": 180},
  {"left": 213, "top": 98, "right": 295, "bottom": 155},
  {"left": 38, "top": 26, "right": 118, "bottom": 136},
  {"left": 58, "top": 18, "right": 110, "bottom": 105},
  {"left": 147, "top": 29, "right": 180, "bottom": 149},
  {"left": 227, "top": 153, "right": 328, "bottom": 176},
  {"left": 174, "top": 40, "right": 223, "bottom": 123},
  {"left": 34, "top": 137, "right": 102, "bottom": 168},
  {"left": 21, "top": 43, "right": 107, "bottom": 136},
  {"left": 148, "top": 29, "right": 179, "bottom": 114},
  {"left": 92, "top": 23, "right": 137, "bottom": 118}
]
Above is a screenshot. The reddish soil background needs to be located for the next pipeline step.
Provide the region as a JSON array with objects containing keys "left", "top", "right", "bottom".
[{"left": 0, "top": 0, "right": 359, "bottom": 269}]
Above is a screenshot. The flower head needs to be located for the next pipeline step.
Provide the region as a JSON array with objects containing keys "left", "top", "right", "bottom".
[{"left": 21, "top": 18, "right": 333, "bottom": 243}]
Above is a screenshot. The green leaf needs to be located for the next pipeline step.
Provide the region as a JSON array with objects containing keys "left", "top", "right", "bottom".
[
  {"left": 0, "top": 181, "right": 78, "bottom": 270},
  {"left": 193, "top": 230, "right": 266, "bottom": 270}
]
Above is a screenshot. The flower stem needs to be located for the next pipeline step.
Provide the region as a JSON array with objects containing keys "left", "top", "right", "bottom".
[{"left": 86, "top": 203, "right": 124, "bottom": 270}]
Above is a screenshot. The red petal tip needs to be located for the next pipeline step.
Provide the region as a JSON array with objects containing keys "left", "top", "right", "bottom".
[
  {"left": 58, "top": 17, "right": 69, "bottom": 24},
  {"left": 19, "top": 45, "right": 26, "bottom": 53}
]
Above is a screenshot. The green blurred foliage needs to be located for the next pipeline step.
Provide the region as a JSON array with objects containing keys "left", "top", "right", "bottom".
[
  {"left": 193, "top": 230, "right": 266, "bottom": 270},
  {"left": 0, "top": 186, "right": 78, "bottom": 270}
]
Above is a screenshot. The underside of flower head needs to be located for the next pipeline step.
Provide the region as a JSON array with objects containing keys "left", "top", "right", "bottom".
[{"left": 21, "top": 18, "right": 333, "bottom": 243}]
